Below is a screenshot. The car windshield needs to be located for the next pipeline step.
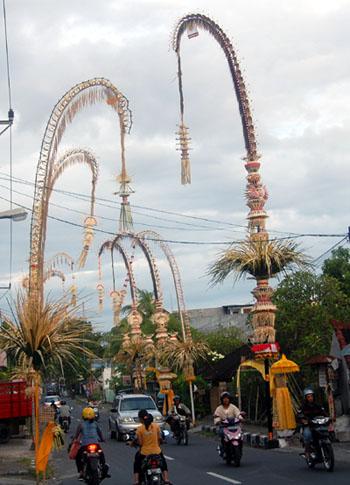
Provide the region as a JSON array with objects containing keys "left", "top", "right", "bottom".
[
  {"left": 120, "top": 397, "right": 156, "bottom": 411},
  {"left": 44, "top": 396, "right": 59, "bottom": 403}
]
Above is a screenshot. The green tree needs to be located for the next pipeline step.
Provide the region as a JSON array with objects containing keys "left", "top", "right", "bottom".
[
  {"left": 198, "top": 326, "right": 245, "bottom": 356},
  {"left": 322, "top": 247, "right": 350, "bottom": 296},
  {"left": 274, "top": 271, "right": 350, "bottom": 364}
]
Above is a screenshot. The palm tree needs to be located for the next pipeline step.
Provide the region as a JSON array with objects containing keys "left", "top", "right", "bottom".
[{"left": 209, "top": 238, "right": 309, "bottom": 343}]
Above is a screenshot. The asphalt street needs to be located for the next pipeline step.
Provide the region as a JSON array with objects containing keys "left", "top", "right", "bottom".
[{"left": 53, "top": 401, "right": 350, "bottom": 485}]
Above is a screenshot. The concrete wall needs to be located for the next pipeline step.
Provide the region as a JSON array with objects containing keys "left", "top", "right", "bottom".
[
  {"left": 330, "top": 333, "right": 350, "bottom": 415},
  {"left": 187, "top": 304, "right": 252, "bottom": 334}
]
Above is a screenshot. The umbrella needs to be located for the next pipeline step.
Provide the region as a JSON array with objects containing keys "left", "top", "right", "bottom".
[{"left": 270, "top": 354, "right": 299, "bottom": 375}]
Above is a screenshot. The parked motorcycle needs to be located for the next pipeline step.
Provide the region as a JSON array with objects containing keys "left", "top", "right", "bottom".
[
  {"left": 300, "top": 416, "right": 334, "bottom": 472},
  {"left": 172, "top": 414, "right": 189, "bottom": 446},
  {"left": 217, "top": 418, "right": 243, "bottom": 467},
  {"left": 81, "top": 442, "right": 109, "bottom": 485}
]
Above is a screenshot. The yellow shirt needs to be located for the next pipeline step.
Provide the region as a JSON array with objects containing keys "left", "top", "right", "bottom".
[{"left": 136, "top": 422, "right": 161, "bottom": 456}]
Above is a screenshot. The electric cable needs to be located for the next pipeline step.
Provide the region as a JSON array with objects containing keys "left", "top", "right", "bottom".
[{"left": 0, "top": 193, "right": 346, "bottom": 247}]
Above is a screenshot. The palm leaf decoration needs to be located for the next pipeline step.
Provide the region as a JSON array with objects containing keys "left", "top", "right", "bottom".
[
  {"left": 159, "top": 338, "right": 209, "bottom": 372},
  {"left": 209, "top": 238, "right": 309, "bottom": 285},
  {"left": 116, "top": 338, "right": 155, "bottom": 370},
  {"left": 0, "top": 292, "right": 95, "bottom": 373}
]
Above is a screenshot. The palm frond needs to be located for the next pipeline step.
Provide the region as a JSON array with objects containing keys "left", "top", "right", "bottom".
[
  {"left": 209, "top": 238, "right": 309, "bottom": 285},
  {"left": 0, "top": 292, "right": 95, "bottom": 373},
  {"left": 159, "top": 338, "right": 209, "bottom": 372}
]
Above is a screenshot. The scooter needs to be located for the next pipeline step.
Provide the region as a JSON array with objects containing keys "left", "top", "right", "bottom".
[
  {"left": 81, "top": 443, "right": 109, "bottom": 485},
  {"left": 60, "top": 416, "right": 70, "bottom": 433},
  {"left": 172, "top": 415, "right": 189, "bottom": 446},
  {"left": 300, "top": 416, "right": 334, "bottom": 472},
  {"left": 125, "top": 430, "right": 170, "bottom": 485},
  {"left": 217, "top": 418, "right": 243, "bottom": 467}
]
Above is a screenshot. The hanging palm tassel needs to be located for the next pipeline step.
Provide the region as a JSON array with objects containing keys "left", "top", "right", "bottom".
[
  {"left": 110, "top": 289, "right": 126, "bottom": 326},
  {"left": 176, "top": 122, "right": 191, "bottom": 185},
  {"left": 77, "top": 216, "right": 97, "bottom": 268},
  {"left": 96, "top": 283, "right": 104, "bottom": 312},
  {"left": 70, "top": 275, "right": 77, "bottom": 307},
  {"left": 96, "top": 256, "right": 104, "bottom": 312}
]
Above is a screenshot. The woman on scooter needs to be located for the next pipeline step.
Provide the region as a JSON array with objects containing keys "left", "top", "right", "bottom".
[{"left": 133, "top": 409, "right": 170, "bottom": 485}]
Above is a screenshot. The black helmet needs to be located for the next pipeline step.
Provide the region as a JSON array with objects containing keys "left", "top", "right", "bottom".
[
  {"left": 220, "top": 391, "right": 232, "bottom": 404},
  {"left": 138, "top": 409, "right": 149, "bottom": 421},
  {"left": 173, "top": 395, "right": 181, "bottom": 402}
]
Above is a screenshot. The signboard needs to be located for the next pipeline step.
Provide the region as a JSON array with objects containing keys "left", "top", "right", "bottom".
[{"left": 318, "top": 367, "right": 327, "bottom": 388}]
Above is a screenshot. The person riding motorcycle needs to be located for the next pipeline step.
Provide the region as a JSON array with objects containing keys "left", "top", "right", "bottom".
[
  {"left": 214, "top": 392, "right": 243, "bottom": 447},
  {"left": 59, "top": 400, "right": 71, "bottom": 428},
  {"left": 73, "top": 407, "right": 109, "bottom": 481},
  {"left": 166, "top": 395, "right": 191, "bottom": 434},
  {"left": 298, "top": 388, "right": 327, "bottom": 460},
  {"left": 50, "top": 400, "right": 59, "bottom": 421},
  {"left": 214, "top": 392, "right": 242, "bottom": 425},
  {"left": 132, "top": 409, "right": 170, "bottom": 485}
]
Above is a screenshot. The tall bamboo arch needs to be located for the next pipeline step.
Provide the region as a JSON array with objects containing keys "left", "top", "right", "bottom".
[{"left": 29, "top": 78, "right": 132, "bottom": 303}]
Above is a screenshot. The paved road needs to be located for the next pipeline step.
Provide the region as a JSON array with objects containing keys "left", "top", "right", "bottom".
[{"left": 53, "top": 401, "right": 350, "bottom": 485}]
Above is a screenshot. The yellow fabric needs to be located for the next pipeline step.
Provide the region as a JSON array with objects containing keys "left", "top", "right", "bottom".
[
  {"left": 274, "top": 387, "right": 296, "bottom": 430},
  {"left": 36, "top": 422, "right": 56, "bottom": 473},
  {"left": 162, "top": 388, "right": 175, "bottom": 416},
  {"left": 270, "top": 354, "right": 299, "bottom": 375},
  {"left": 136, "top": 422, "right": 161, "bottom": 456},
  {"left": 237, "top": 360, "right": 275, "bottom": 392}
]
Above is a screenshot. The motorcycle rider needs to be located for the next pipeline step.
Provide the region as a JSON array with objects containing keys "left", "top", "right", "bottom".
[
  {"left": 73, "top": 407, "right": 109, "bottom": 481},
  {"left": 132, "top": 409, "right": 170, "bottom": 485},
  {"left": 298, "top": 388, "right": 327, "bottom": 460},
  {"left": 58, "top": 400, "right": 71, "bottom": 428},
  {"left": 167, "top": 395, "right": 191, "bottom": 435},
  {"left": 214, "top": 392, "right": 243, "bottom": 452},
  {"left": 50, "top": 400, "right": 59, "bottom": 422}
]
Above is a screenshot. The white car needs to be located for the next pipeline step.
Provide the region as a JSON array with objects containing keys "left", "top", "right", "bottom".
[
  {"left": 109, "top": 393, "right": 165, "bottom": 440},
  {"left": 43, "top": 395, "right": 61, "bottom": 408}
]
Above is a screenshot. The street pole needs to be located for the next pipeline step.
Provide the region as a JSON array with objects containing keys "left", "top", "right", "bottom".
[{"left": 264, "top": 358, "right": 273, "bottom": 442}]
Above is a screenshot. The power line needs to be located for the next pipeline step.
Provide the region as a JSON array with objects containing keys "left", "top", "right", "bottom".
[
  {"left": 0, "top": 193, "right": 346, "bottom": 248},
  {"left": 0, "top": 171, "right": 346, "bottom": 240},
  {"left": 312, "top": 237, "right": 348, "bottom": 267}
]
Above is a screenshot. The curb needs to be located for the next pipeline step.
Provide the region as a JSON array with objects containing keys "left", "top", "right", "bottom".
[{"left": 200, "top": 425, "right": 280, "bottom": 449}]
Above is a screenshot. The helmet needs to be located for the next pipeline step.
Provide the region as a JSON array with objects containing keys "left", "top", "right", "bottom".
[
  {"left": 173, "top": 395, "right": 181, "bottom": 402},
  {"left": 82, "top": 407, "right": 95, "bottom": 420},
  {"left": 303, "top": 388, "right": 314, "bottom": 398},
  {"left": 138, "top": 409, "right": 149, "bottom": 421},
  {"left": 220, "top": 391, "right": 232, "bottom": 404}
]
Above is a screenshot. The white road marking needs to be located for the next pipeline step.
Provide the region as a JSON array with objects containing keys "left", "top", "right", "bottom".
[
  {"left": 164, "top": 455, "right": 175, "bottom": 461},
  {"left": 207, "top": 471, "right": 242, "bottom": 484}
]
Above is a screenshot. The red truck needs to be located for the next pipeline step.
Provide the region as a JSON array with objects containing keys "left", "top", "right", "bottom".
[{"left": 0, "top": 380, "right": 32, "bottom": 443}]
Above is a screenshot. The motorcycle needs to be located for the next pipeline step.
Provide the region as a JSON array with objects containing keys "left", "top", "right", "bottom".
[
  {"left": 88, "top": 401, "right": 100, "bottom": 421},
  {"left": 125, "top": 431, "right": 169, "bottom": 485},
  {"left": 60, "top": 416, "right": 70, "bottom": 433},
  {"left": 81, "top": 442, "right": 109, "bottom": 485},
  {"left": 300, "top": 416, "right": 334, "bottom": 472},
  {"left": 172, "top": 414, "right": 189, "bottom": 446},
  {"left": 217, "top": 418, "right": 243, "bottom": 467}
]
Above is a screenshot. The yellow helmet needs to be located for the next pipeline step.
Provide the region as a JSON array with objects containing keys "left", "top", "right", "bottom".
[{"left": 82, "top": 407, "right": 95, "bottom": 420}]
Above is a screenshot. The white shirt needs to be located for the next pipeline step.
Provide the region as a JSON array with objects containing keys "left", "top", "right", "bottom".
[{"left": 213, "top": 404, "right": 241, "bottom": 424}]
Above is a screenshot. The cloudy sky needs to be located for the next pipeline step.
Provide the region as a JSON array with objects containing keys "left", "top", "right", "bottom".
[{"left": 0, "top": 0, "right": 349, "bottom": 330}]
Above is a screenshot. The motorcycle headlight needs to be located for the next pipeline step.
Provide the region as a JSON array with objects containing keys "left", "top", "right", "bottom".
[{"left": 120, "top": 417, "right": 134, "bottom": 424}]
